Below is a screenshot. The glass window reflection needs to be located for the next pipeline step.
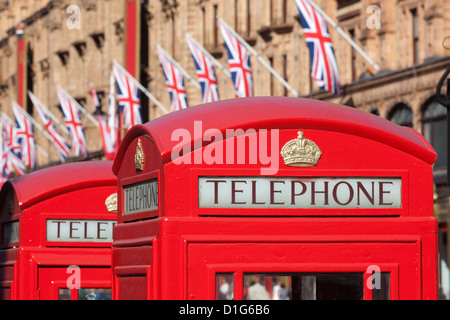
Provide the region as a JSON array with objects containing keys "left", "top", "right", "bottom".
[
  {"left": 240, "top": 272, "right": 387, "bottom": 300},
  {"left": 216, "top": 273, "right": 234, "bottom": 300},
  {"left": 58, "top": 288, "right": 71, "bottom": 300},
  {"left": 78, "top": 288, "right": 111, "bottom": 300}
]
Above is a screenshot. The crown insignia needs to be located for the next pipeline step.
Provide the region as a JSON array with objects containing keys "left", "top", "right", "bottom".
[
  {"left": 281, "top": 131, "right": 322, "bottom": 167},
  {"left": 135, "top": 139, "right": 144, "bottom": 173},
  {"left": 105, "top": 193, "right": 117, "bottom": 213}
]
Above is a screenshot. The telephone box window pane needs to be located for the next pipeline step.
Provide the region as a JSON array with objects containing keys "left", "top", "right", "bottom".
[
  {"left": 243, "top": 275, "right": 291, "bottom": 300},
  {"left": 58, "top": 288, "right": 71, "bottom": 300},
  {"left": 309, "top": 273, "right": 363, "bottom": 300},
  {"left": 216, "top": 274, "right": 234, "bottom": 300},
  {"left": 372, "top": 273, "right": 390, "bottom": 300},
  {"left": 2, "top": 221, "right": 19, "bottom": 244},
  {"left": 243, "top": 273, "right": 364, "bottom": 300},
  {"left": 300, "top": 275, "right": 316, "bottom": 300},
  {"left": 243, "top": 275, "right": 275, "bottom": 300},
  {"left": 78, "top": 288, "right": 112, "bottom": 300},
  {"left": 272, "top": 276, "right": 292, "bottom": 300}
]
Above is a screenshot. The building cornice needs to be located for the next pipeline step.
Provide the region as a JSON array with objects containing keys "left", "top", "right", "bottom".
[
  {"left": 308, "top": 55, "right": 450, "bottom": 100},
  {"left": 0, "top": 0, "right": 56, "bottom": 47}
]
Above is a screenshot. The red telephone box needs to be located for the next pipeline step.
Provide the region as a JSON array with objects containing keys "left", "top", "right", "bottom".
[
  {"left": 0, "top": 161, "right": 117, "bottom": 300},
  {"left": 112, "top": 97, "right": 438, "bottom": 300}
]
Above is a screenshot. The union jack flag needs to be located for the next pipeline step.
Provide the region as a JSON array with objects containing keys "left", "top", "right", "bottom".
[
  {"left": 219, "top": 20, "right": 253, "bottom": 98},
  {"left": 97, "top": 114, "right": 118, "bottom": 161},
  {"left": 0, "top": 126, "right": 9, "bottom": 185},
  {"left": 0, "top": 116, "right": 13, "bottom": 183},
  {"left": 186, "top": 34, "right": 219, "bottom": 103},
  {"left": 57, "top": 86, "right": 88, "bottom": 158},
  {"left": 2, "top": 114, "right": 25, "bottom": 177},
  {"left": 295, "top": 0, "right": 341, "bottom": 95},
  {"left": 95, "top": 76, "right": 119, "bottom": 161},
  {"left": 112, "top": 61, "right": 143, "bottom": 130},
  {"left": 90, "top": 83, "right": 101, "bottom": 113},
  {"left": 29, "top": 92, "right": 70, "bottom": 162},
  {"left": 157, "top": 46, "right": 189, "bottom": 111},
  {"left": 12, "top": 101, "right": 37, "bottom": 169}
]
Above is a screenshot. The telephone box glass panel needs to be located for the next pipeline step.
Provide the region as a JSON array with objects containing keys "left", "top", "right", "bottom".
[{"left": 235, "top": 273, "right": 390, "bottom": 300}]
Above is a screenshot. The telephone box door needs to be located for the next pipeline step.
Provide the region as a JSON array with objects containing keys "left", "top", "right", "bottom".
[
  {"left": 38, "top": 267, "right": 112, "bottom": 300},
  {"left": 187, "top": 241, "right": 423, "bottom": 300}
]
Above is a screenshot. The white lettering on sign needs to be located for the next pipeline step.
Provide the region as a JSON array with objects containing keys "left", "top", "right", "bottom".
[
  {"left": 46, "top": 219, "right": 116, "bottom": 242},
  {"left": 123, "top": 179, "right": 158, "bottom": 215},
  {"left": 198, "top": 177, "right": 402, "bottom": 209}
]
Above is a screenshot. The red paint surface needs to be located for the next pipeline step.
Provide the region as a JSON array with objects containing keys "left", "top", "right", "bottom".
[
  {"left": 125, "top": 0, "right": 138, "bottom": 78},
  {"left": 16, "top": 31, "right": 25, "bottom": 106}
]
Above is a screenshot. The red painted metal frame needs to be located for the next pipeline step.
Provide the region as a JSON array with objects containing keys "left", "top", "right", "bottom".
[
  {"left": 0, "top": 161, "right": 117, "bottom": 300},
  {"left": 111, "top": 97, "right": 438, "bottom": 300},
  {"left": 160, "top": 216, "right": 435, "bottom": 300},
  {"left": 39, "top": 267, "right": 112, "bottom": 300},
  {"left": 196, "top": 253, "right": 401, "bottom": 300}
]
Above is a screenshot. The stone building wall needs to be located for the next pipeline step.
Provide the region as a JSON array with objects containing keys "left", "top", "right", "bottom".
[
  {"left": 0, "top": 0, "right": 124, "bottom": 166},
  {"left": 0, "top": 0, "right": 448, "bottom": 166}
]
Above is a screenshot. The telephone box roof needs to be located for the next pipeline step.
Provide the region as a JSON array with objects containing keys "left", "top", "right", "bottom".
[
  {"left": 113, "top": 97, "right": 437, "bottom": 175},
  {"left": 0, "top": 161, "right": 115, "bottom": 210}
]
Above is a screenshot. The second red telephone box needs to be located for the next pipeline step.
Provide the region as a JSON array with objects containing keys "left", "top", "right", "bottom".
[{"left": 0, "top": 161, "right": 117, "bottom": 300}]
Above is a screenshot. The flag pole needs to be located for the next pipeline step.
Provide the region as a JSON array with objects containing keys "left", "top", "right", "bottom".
[
  {"left": 112, "top": 60, "right": 170, "bottom": 115},
  {"left": 28, "top": 90, "right": 70, "bottom": 135},
  {"left": 217, "top": 17, "right": 299, "bottom": 97},
  {"left": 304, "top": 0, "right": 380, "bottom": 72},
  {"left": 185, "top": 32, "right": 232, "bottom": 78},
  {"left": 108, "top": 72, "right": 117, "bottom": 138},
  {"left": 157, "top": 44, "right": 202, "bottom": 91},
  {"left": 36, "top": 144, "right": 49, "bottom": 158},
  {"left": 56, "top": 85, "right": 99, "bottom": 127}
]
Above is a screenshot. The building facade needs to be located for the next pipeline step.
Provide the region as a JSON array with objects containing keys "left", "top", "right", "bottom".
[{"left": 0, "top": 0, "right": 449, "bottom": 298}]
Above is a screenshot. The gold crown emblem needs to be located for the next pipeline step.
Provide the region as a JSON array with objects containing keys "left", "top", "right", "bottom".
[
  {"left": 135, "top": 139, "right": 144, "bottom": 173},
  {"left": 281, "top": 131, "right": 322, "bottom": 167},
  {"left": 105, "top": 193, "right": 117, "bottom": 213}
]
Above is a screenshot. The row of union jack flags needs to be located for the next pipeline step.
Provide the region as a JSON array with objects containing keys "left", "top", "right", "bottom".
[
  {"left": 0, "top": 74, "right": 116, "bottom": 184},
  {"left": 0, "top": 0, "right": 341, "bottom": 184},
  {"left": 156, "top": 1, "right": 340, "bottom": 111},
  {"left": 0, "top": 88, "right": 88, "bottom": 184},
  {"left": 0, "top": 59, "right": 144, "bottom": 186},
  {"left": 156, "top": 19, "right": 255, "bottom": 111}
]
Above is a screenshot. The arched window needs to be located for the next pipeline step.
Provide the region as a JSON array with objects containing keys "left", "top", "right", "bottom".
[
  {"left": 422, "top": 99, "right": 447, "bottom": 168},
  {"left": 369, "top": 108, "right": 379, "bottom": 116},
  {"left": 26, "top": 42, "right": 34, "bottom": 115},
  {"left": 388, "top": 103, "right": 413, "bottom": 128}
]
